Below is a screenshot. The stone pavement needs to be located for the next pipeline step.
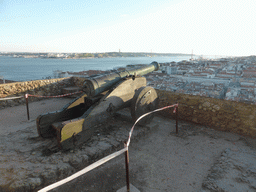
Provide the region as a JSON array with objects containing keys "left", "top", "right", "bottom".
[
  {"left": 0, "top": 100, "right": 152, "bottom": 192},
  {"left": 0, "top": 98, "right": 256, "bottom": 192},
  {"left": 52, "top": 119, "right": 256, "bottom": 192}
]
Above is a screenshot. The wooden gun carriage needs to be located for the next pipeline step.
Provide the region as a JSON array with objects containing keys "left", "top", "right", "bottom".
[{"left": 36, "top": 62, "right": 160, "bottom": 150}]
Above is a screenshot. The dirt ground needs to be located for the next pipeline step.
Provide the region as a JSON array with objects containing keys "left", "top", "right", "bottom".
[
  {"left": 1, "top": 98, "right": 256, "bottom": 192},
  {"left": 0, "top": 98, "right": 72, "bottom": 136},
  {"left": 53, "top": 117, "right": 256, "bottom": 192}
]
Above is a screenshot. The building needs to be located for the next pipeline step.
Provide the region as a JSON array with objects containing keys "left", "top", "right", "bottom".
[{"left": 167, "top": 66, "right": 177, "bottom": 75}]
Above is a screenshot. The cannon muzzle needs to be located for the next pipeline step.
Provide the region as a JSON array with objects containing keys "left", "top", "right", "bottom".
[{"left": 83, "top": 61, "right": 159, "bottom": 97}]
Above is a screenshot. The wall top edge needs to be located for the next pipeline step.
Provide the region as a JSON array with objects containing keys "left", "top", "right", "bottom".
[
  {"left": 156, "top": 89, "right": 256, "bottom": 107},
  {"left": 0, "top": 77, "right": 71, "bottom": 87}
]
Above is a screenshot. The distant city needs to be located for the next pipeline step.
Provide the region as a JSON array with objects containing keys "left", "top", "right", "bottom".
[
  {"left": 50, "top": 55, "right": 256, "bottom": 105},
  {"left": 145, "top": 56, "right": 256, "bottom": 104},
  {"left": 1, "top": 52, "right": 256, "bottom": 104},
  {"left": 0, "top": 51, "right": 190, "bottom": 59}
]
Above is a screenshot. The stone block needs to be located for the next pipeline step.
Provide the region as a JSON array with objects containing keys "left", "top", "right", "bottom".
[
  {"left": 213, "top": 105, "right": 220, "bottom": 111},
  {"left": 202, "top": 101, "right": 211, "bottom": 108},
  {"left": 187, "top": 98, "right": 199, "bottom": 106},
  {"left": 192, "top": 118, "right": 198, "bottom": 123},
  {"left": 117, "top": 184, "right": 140, "bottom": 192}
]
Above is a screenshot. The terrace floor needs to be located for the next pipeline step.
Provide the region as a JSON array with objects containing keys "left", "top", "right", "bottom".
[{"left": 0, "top": 98, "right": 256, "bottom": 192}]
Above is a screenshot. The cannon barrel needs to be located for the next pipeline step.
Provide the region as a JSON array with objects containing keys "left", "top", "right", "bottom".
[{"left": 83, "top": 61, "right": 160, "bottom": 97}]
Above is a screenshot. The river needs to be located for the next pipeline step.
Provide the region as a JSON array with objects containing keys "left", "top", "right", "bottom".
[{"left": 0, "top": 56, "right": 193, "bottom": 81}]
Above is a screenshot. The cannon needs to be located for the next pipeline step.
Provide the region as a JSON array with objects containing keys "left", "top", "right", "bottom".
[{"left": 36, "top": 62, "right": 160, "bottom": 150}]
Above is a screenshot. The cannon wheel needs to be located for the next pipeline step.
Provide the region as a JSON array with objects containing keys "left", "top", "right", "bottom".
[{"left": 131, "top": 86, "right": 159, "bottom": 125}]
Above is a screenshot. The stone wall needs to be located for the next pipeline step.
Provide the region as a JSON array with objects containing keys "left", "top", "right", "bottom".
[
  {"left": 0, "top": 78, "right": 72, "bottom": 108},
  {"left": 156, "top": 89, "right": 256, "bottom": 138},
  {"left": 71, "top": 77, "right": 87, "bottom": 87},
  {"left": 1, "top": 77, "right": 255, "bottom": 138}
]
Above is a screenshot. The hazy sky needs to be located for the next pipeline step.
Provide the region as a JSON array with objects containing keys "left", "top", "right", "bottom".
[{"left": 0, "top": 0, "right": 255, "bottom": 56}]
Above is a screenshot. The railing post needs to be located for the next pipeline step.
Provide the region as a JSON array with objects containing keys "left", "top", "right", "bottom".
[
  {"left": 175, "top": 104, "right": 179, "bottom": 134},
  {"left": 124, "top": 142, "right": 130, "bottom": 192},
  {"left": 25, "top": 94, "right": 30, "bottom": 120}
]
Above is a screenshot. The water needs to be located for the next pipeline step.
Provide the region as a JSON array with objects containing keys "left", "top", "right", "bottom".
[{"left": 0, "top": 56, "right": 192, "bottom": 81}]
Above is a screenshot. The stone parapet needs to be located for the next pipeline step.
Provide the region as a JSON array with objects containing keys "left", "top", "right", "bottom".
[
  {"left": 0, "top": 78, "right": 72, "bottom": 109},
  {"left": 1, "top": 77, "right": 255, "bottom": 137},
  {"left": 157, "top": 89, "right": 256, "bottom": 138},
  {"left": 71, "top": 77, "right": 87, "bottom": 87}
]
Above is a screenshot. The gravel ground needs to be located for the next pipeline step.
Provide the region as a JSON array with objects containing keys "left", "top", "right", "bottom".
[
  {"left": 0, "top": 98, "right": 73, "bottom": 136},
  {"left": 0, "top": 98, "right": 152, "bottom": 191},
  {"left": 53, "top": 118, "right": 256, "bottom": 192},
  {"left": 1, "top": 98, "right": 256, "bottom": 192}
]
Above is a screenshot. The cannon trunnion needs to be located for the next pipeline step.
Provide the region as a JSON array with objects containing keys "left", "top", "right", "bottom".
[{"left": 36, "top": 62, "right": 160, "bottom": 150}]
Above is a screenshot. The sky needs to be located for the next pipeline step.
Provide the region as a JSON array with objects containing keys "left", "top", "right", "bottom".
[{"left": 0, "top": 0, "right": 255, "bottom": 56}]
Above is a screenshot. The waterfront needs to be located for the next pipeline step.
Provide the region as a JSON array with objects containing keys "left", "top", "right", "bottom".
[{"left": 0, "top": 56, "right": 192, "bottom": 82}]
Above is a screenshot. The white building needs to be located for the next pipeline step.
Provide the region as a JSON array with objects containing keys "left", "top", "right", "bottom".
[{"left": 167, "top": 66, "right": 177, "bottom": 75}]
